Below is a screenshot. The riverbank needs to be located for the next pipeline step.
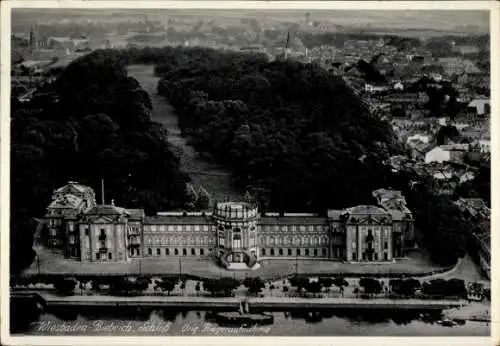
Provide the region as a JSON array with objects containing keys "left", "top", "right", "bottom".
[
  {"left": 20, "top": 291, "right": 466, "bottom": 310},
  {"left": 442, "top": 302, "right": 491, "bottom": 322}
]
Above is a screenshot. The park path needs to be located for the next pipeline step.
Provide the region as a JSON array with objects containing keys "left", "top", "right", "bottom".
[{"left": 127, "top": 64, "right": 243, "bottom": 204}]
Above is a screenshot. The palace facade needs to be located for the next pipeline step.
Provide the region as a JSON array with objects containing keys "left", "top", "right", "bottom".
[{"left": 43, "top": 182, "right": 415, "bottom": 270}]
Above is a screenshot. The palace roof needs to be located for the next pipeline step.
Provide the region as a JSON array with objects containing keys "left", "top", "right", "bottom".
[
  {"left": 54, "top": 181, "right": 93, "bottom": 195},
  {"left": 259, "top": 216, "right": 328, "bottom": 225},
  {"left": 345, "top": 205, "right": 388, "bottom": 215},
  {"left": 47, "top": 194, "right": 83, "bottom": 210},
  {"left": 144, "top": 215, "right": 210, "bottom": 225},
  {"left": 85, "top": 205, "right": 128, "bottom": 216}
]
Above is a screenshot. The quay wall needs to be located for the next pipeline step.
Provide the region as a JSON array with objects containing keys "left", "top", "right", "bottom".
[{"left": 18, "top": 292, "right": 465, "bottom": 310}]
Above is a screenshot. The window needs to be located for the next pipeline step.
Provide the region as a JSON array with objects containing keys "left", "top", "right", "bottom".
[
  {"left": 151, "top": 225, "right": 157, "bottom": 232},
  {"left": 85, "top": 228, "right": 89, "bottom": 236},
  {"left": 157, "top": 248, "right": 161, "bottom": 256},
  {"left": 195, "top": 225, "right": 200, "bottom": 232},
  {"left": 270, "top": 248, "right": 275, "bottom": 256},
  {"left": 191, "top": 248, "right": 196, "bottom": 255},
  {"left": 165, "top": 248, "right": 169, "bottom": 256},
  {"left": 148, "top": 248, "right": 152, "bottom": 255},
  {"left": 323, "top": 248, "right": 327, "bottom": 256},
  {"left": 174, "top": 248, "right": 179, "bottom": 255},
  {"left": 261, "top": 248, "right": 266, "bottom": 256},
  {"left": 200, "top": 249, "right": 204, "bottom": 256},
  {"left": 313, "top": 249, "right": 318, "bottom": 256},
  {"left": 384, "top": 253, "right": 388, "bottom": 260},
  {"left": 96, "top": 253, "right": 100, "bottom": 260},
  {"left": 182, "top": 248, "right": 187, "bottom": 256},
  {"left": 279, "top": 248, "right": 283, "bottom": 256},
  {"left": 177, "top": 225, "right": 182, "bottom": 232},
  {"left": 186, "top": 225, "right": 191, "bottom": 232},
  {"left": 352, "top": 252, "right": 357, "bottom": 261},
  {"left": 108, "top": 253, "right": 112, "bottom": 260},
  {"left": 296, "top": 249, "right": 301, "bottom": 256},
  {"left": 374, "top": 253, "right": 378, "bottom": 261},
  {"left": 384, "top": 242, "right": 388, "bottom": 249},
  {"left": 68, "top": 235, "right": 75, "bottom": 245},
  {"left": 288, "top": 249, "right": 292, "bottom": 256},
  {"left": 305, "top": 249, "right": 310, "bottom": 256}
]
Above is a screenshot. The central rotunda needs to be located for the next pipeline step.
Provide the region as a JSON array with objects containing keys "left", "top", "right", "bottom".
[{"left": 212, "top": 202, "right": 260, "bottom": 270}]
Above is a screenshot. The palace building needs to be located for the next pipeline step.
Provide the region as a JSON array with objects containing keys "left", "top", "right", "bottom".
[{"left": 42, "top": 182, "right": 416, "bottom": 270}]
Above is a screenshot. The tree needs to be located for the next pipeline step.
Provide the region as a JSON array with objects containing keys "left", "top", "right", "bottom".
[
  {"left": 244, "top": 277, "right": 265, "bottom": 296},
  {"left": 306, "top": 281, "right": 323, "bottom": 297},
  {"left": 195, "top": 186, "right": 211, "bottom": 210},
  {"left": 333, "top": 276, "right": 349, "bottom": 296},
  {"left": 53, "top": 278, "right": 77, "bottom": 295},
  {"left": 289, "top": 275, "right": 310, "bottom": 295},
  {"left": 155, "top": 278, "right": 176, "bottom": 295},
  {"left": 204, "top": 277, "right": 240, "bottom": 297},
  {"left": 319, "top": 277, "right": 334, "bottom": 291},
  {"left": 390, "top": 278, "right": 421, "bottom": 296},
  {"left": 422, "top": 278, "right": 467, "bottom": 298},
  {"left": 359, "top": 278, "right": 382, "bottom": 296}
]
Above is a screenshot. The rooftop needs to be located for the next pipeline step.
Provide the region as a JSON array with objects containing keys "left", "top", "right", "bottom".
[
  {"left": 345, "top": 205, "right": 388, "bottom": 215},
  {"left": 144, "top": 215, "right": 211, "bottom": 225},
  {"left": 47, "top": 194, "right": 83, "bottom": 210},
  {"left": 260, "top": 216, "right": 328, "bottom": 225},
  {"left": 85, "top": 204, "right": 128, "bottom": 216},
  {"left": 54, "top": 181, "right": 94, "bottom": 195}
]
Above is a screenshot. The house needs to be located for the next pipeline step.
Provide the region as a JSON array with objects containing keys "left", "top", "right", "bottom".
[
  {"left": 393, "top": 81, "right": 404, "bottom": 90},
  {"left": 407, "top": 133, "right": 431, "bottom": 144},
  {"left": 460, "top": 126, "right": 484, "bottom": 141},
  {"left": 424, "top": 144, "right": 469, "bottom": 163},
  {"left": 365, "top": 83, "right": 391, "bottom": 93},
  {"left": 455, "top": 198, "right": 490, "bottom": 221},
  {"left": 468, "top": 99, "right": 490, "bottom": 116},
  {"left": 477, "top": 139, "right": 490, "bottom": 153},
  {"left": 412, "top": 142, "right": 433, "bottom": 161}
]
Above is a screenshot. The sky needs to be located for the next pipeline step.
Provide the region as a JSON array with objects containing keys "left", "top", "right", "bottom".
[{"left": 11, "top": 9, "right": 490, "bottom": 34}]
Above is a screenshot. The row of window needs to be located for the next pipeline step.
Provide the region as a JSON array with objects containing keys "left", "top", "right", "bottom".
[
  {"left": 260, "top": 248, "right": 329, "bottom": 257},
  {"left": 145, "top": 225, "right": 211, "bottom": 232},
  {"left": 146, "top": 248, "right": 211, "bottom": 257},
  {"left": 145, "top": 237, "right": 215, "bottom": 246},
  {"left": 351, "top": 252, "right": 391, "bottom": 261},
  {"left": 258, "top": 235, "right": 329, "bottom": 246},
  {"left": 349, "top": 241, "right": 390, "bottom": 249},
  {"left": 141, "top": 224, "right": 332, "bottom": 233}
]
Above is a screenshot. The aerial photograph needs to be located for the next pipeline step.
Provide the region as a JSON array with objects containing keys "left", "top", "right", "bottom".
[{"left": 7, "top": 6, "right": 491, "bottom": 338}]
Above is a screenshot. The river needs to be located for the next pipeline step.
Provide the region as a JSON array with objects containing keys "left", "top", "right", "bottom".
[
  {"left": 126, "top": 64, "right": 243, "bottom": 204},
  {"left": 13, "top": 305, "right": 489, "bottom": 336}
]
